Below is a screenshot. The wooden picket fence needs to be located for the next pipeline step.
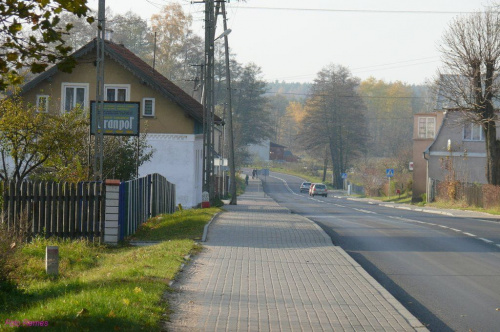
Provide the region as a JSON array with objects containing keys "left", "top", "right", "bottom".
[{"left": 2, "top": 181, "right": 105, "bottom": 240}]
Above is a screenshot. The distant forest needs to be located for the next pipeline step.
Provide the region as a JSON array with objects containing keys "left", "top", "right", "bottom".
[
  {"left": 266, "top": 80, "right": 432, "bottom": 114},
  {"left": 265, "top": 81, "right": 312, "bottom": 100}
]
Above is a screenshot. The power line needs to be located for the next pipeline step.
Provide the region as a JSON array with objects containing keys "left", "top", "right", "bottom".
[
  {"left": 270, "top": 57, "right": 441, "bottom": 82},
  {"left": 351, "top": 57, "right": 439, "bottom": 70},
  {"left": 262, "top": 90, "right": 428, "bottom": 99},
  {"left": 231, "top": 6, "right": 485, "bottom": 15}
]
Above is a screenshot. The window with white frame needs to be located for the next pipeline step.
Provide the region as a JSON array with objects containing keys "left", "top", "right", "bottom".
[
  {"left": 463, "top": 122, "right": 484, "bottom": 141},
  {"left": 61, "top": 83, "right": 88, "bottom": 112},
  {"left": 142, "top": 98, "right": 155, "bottom": 117},
  {"left": 418, "top": 117, "right": 436, "bottom": 138},
  {"left": 105, "top": 84, "right": 130, "bottom": 102},
  {"left": 36, "top": 95, "right": 49, "bottom": 113}
]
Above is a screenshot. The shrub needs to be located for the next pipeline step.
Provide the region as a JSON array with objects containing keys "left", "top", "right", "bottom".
[{"left": 483, "top": 184, "right": 500, "bottom": 209}]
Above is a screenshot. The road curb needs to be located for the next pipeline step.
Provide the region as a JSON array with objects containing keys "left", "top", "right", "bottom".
[
  {"left": 201, "top": 211, "right": 221, "bottom": 242},
  {"left": 334, "top": 247, "right": 429, "bottom": 331}
]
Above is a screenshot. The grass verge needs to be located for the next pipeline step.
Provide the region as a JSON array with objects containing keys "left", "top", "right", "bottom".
[
  {"left": 0, "top": 207, "right": 221, "bottom": 331},
  {"left": 427, "top": 200, "right": 500, "bottom": 215}
]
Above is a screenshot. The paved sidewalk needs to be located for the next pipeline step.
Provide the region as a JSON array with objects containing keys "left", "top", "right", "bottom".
[{"left": 165, "top": 179, "right": 428, "bottom": 331}]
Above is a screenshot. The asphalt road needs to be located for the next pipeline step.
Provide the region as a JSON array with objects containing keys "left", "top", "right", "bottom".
[{"left": 259, "top": 171, "right": 500, "bottom": 332}]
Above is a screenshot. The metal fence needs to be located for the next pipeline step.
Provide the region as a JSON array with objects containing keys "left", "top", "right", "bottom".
[
  {"left": 118, "top": 173, "right": 175, "bottom": 240},
  {"left": 348, "top": 182, "right": 365, "bottom": 195},
  {"left": 2, "top": 181, "right": 104, "bottom": 240}
]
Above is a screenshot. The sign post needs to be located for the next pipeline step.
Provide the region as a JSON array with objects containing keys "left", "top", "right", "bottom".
[
  {"left": 341, "top": 173, "right": 348, "bottom": 191},
  {"left": 386, "top": 168, "right": 394, "bottom": 198}
]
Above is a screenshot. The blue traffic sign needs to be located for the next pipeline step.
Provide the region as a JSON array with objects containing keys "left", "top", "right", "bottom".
[
  {"left": 386, "top": 168, "right": 394, "bottom": 177},
  {"left": 341, "top": 173, "right": 348, "bottom": 179}
]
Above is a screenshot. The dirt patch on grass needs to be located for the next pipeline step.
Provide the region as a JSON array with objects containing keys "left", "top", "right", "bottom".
[{"left": 162, "top": 249, "right": 209, "bottom": 331}]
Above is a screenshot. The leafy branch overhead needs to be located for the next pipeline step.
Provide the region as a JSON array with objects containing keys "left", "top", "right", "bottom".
[{"left": 0, "top": 0, "right": 94, "bottom": 90}]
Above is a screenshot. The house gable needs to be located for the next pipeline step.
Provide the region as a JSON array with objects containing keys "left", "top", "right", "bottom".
[{"left": 20, "top": 40, "right": 207, "bottom": 135}]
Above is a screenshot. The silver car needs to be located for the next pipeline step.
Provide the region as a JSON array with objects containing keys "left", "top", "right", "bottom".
[{"left": 309, "top": 183, "right": 328, "bottom": 197}]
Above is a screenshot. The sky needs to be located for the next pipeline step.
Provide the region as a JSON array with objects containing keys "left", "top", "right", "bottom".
[{"left": 87, "top": 0, "right": 491, "bottom": 85}]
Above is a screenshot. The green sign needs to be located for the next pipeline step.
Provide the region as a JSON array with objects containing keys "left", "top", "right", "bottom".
[{"left": 90, "top": 101, "right": 140, "bottom": 136}]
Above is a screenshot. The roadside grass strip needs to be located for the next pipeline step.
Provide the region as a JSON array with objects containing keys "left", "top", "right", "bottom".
[{"left": 0, "top": 208, "right": 220, "bottom": 331}]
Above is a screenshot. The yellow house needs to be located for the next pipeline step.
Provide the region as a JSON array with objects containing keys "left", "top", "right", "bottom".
[{"left": 21, "top": 39, "right": 217, "bottom": 207}]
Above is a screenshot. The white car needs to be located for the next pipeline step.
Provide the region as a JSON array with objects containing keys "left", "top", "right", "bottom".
[{"left": 299, "top": 182, "right": 312, "bottom": 193}]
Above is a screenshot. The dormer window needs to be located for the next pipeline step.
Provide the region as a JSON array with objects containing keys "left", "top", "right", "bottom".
[
  {"left": 61, "top": 83, "right": 89, "bottom": 112},
  {"left": 463, "top": 122, "right": 484, "bottom": 141},
  {"left": 142, "top": 98, "right": 155, "bottom": 117},
  {"left": 105, "top": 84, "right": 130, "bottom": 101},
  {"left": 36, "top": 95, "right": 49, "bottom": 113}
]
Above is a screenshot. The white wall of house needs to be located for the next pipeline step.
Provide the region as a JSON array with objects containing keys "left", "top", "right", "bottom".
[{"left": 139, "top": 133, "right": 203, "bottom": 208}]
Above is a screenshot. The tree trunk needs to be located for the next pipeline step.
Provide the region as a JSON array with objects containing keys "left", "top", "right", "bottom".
[
  {"left": 483, "top": 61, "right": 500, "bottom": 185},
  {"left": 322, "top": 147, "right": 328, "bottom": 182},
  {"left": 485, "top": 121, "right": 500, "bottom": 185}
]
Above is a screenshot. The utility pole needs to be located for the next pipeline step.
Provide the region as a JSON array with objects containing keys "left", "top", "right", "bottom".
[
  {"left": 202, "top": 0, "right": 214, "bottom": 198},
  {"left": 221, "top": 0, "right": 237, "bottom": 205},
  {"left": 94, "top": 0, "right": 105, "bottom": 181}
]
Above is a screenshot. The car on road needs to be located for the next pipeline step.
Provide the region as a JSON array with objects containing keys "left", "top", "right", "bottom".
[
  {"left": 299, "top": 182, "right": 312, "bottom": 193},
  {"left": 309, "top": 183, "right": 328, "bottom": 197}
]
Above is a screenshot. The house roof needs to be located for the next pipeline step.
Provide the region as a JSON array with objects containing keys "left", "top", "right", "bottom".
[
  {"left": 21, "top": 39, "right": 220, "bottom": 124},
  {"left": 270, "top": 142, "right": 286, "bottom": 149}
]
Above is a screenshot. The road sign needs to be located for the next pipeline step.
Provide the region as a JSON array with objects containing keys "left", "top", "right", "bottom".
[
  {"left": 341, "top": 173, "right": 348, "bottom": 179},
  {"left": 386, "top": 168, "right": 394, "bottom": 177},
  {"left": 90, "top": 101, "right": 140, "bottom": 136}
]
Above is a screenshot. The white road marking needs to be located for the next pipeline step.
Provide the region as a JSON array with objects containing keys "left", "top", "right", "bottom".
[
  {"left": 475, "top": 219, "right": 500, "bottom": 224},
  {"left": 269, "top": 173, "right": 500, "bottom": 249},
  {"left": 353, "top": 208, "right": 376, "bottom": 214}
]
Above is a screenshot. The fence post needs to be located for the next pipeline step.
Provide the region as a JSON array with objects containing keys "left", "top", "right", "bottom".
[{"left": 104, "top": 179, "right": 120, "bottom": 245}]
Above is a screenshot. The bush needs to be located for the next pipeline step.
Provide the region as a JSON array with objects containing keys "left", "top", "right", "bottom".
[
  {"left": 483, "top": 184, "right": 500, "bottom": 209},
  {"left": 0, "top": 213, "right": 32, "bottom": 284}
]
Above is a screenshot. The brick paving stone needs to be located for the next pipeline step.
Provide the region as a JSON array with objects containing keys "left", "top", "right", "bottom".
[{"left": 165, "top": 179, "right": 428, "bottom": 332}]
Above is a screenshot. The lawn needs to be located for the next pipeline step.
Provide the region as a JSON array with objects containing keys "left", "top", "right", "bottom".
[{"left": 0, "top": 207, "right": 220, "bottom": 331}]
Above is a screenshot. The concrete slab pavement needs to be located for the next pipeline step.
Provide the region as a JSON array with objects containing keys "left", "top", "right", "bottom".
[{"left": 165, "top": 178, "right": 428, "bottom": 331}]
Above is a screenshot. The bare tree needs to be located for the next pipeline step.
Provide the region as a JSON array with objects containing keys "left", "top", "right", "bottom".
[{"left": 437, "top": 9, "right": 500, "bottom": 185}]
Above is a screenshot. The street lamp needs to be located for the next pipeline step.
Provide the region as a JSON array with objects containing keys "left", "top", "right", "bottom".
[{"left": 215, "top": 29, "right": 232, "bottom": 41}]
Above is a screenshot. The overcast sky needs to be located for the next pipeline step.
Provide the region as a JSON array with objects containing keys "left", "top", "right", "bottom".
[{"left": 88, "top": 0, "right": 491, "bottom": 85}]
